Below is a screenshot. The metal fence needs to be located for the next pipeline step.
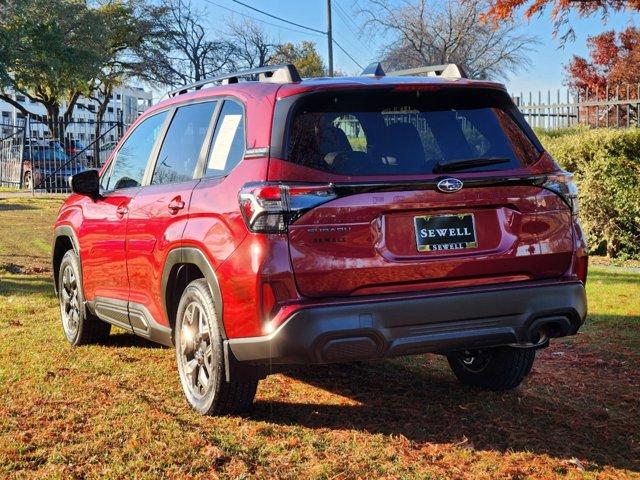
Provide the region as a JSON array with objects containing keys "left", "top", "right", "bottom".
[
  {"left": 0, "top": 119, "right": 26, "bottom": 189},
  {"left": 513, "top": 86, "right": 640, "bottom": 130},
  {"left": 0, "top": 115, "right": 126, "bottom": 193}
]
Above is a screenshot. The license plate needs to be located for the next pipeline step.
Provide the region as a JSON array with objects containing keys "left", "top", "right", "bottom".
[{"left": 414, "top": 214, "right": 477, "bottom": 252}]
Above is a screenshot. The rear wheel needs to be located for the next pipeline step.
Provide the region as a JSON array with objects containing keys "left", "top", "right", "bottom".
[
  {"left": 175, "top": 279, "right": 258, "bottom": 415},
  {"left": 58, "top": 250, "right": 111, "bottom": 346},
  {"left": 446, "top": 347, "right": 535, "bottom": 391}
]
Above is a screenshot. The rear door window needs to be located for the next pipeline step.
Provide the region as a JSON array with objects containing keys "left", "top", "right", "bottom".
[
  {"left": 151, "top": 101, "right": 217, "bottom": 185},
  {"left": 285, "top": 89, "right": 540, "bottom": 176}
]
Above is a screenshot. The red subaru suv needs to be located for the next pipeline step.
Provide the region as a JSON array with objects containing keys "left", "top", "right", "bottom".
[{"left": 53, "top": 63, "right": 588, "bottom": 415}]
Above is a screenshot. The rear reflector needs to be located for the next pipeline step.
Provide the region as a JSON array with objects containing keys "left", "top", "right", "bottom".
[
  {"left": 239, "top": 182, "right": 337, "bottom": 233},
  {"left": 575, "top": 253, "right": 588, "bottom": 285}
]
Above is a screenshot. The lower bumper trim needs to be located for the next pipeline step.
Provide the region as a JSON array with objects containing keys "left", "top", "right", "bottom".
[{"left": 227, "top": 281, "right": 587, "bottom": 365}]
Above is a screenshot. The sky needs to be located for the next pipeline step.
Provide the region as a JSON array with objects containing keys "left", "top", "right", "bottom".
[{"left": 192, "top": 0, "right": 639, "bottom": 95}]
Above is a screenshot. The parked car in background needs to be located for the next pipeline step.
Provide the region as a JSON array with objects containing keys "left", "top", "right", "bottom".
[
  {"left": 54, "top": 63, "right": 588, "bottom": 416},
  {"left": 22, "top": 139, "right": 85, "bottom": 191},
  {"left": 65, "top": 139, "right": 91, "bottom": 166}
]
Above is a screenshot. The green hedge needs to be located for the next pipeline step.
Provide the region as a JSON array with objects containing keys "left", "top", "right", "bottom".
[{"left": 537, "top": 127, "right": 640, "bottom": 259}]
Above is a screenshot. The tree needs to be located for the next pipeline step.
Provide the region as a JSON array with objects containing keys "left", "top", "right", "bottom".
[
  {"left": 566, "top": 27, "right": 640, "bottom": 91},
  {"left": 0, "top": 0, "right": 107, "bottom": 137},
  {"left": 565, "top": 27, "right": 640, "bottom": 125},
  {"left": 227, "top": 19, "right": 277, "bottom": 70},
  {"left": 138, "top": 0, "right": 236, "bottom": 87},
  {"left": 270, "top": 41, "right": 326, "bottom": 77},
  {"left": 359, "top": 0, "right": 537, "bottom": 80},
  {"left": 87, "top": 1, "right": 166, "bottom": 164},
  {"left": 481, "top": 0, "right": 640, "bottom": 42},
  {"left": 0, "top": 0, "right": 162, "bottom": 149}
]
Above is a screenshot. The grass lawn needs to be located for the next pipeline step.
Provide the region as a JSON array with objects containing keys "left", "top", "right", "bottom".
[{"left": 0, "top": 196, "right": 639, "bottom": 479}]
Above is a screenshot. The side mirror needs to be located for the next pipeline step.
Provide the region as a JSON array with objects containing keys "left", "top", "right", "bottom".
[{"left": 69, "top": 169, "right": 100, "bottom": 199}]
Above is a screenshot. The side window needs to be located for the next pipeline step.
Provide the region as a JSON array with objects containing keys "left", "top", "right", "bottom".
[
  {"left": 204, "top": 100, "right": 245, "bottom": 177},
  {"left": 100, "top": 112, "right": 167, "bottom": 191},
  {"left": 151, "top": 101, "right": 217, "bottom": 185}
]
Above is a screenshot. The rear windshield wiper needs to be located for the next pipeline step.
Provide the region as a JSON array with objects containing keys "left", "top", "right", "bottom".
[{"left": 434, "top": 157, "right": 511, "bottom": 173}]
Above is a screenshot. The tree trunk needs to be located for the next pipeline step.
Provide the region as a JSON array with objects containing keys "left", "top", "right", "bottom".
[
  {"left": 94, "top": 88, "right": 111, "bottom": 168},
  {"left": 44, "top": 103, "right": 61, "bottom": 144},
  {"left": 606, "top": 237, "right": 619, "bottom": 258}
]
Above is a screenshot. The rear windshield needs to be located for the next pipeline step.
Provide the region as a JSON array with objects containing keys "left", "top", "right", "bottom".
[{"left": 285, "top": 88, "right": 541, "bottom": 176}]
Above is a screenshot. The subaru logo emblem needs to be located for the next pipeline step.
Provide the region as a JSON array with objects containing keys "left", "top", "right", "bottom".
[{"left": 437, "top": 177, "right": 463, "bottom": 193}]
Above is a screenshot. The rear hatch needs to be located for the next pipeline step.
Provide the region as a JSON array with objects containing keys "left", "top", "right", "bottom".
[{"left": 269, "top": 86, "right": 574, "bottom": 298}]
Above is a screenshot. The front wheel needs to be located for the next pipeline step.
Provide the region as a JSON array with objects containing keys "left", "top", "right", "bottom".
[
  {"left": 58, "top": 250, "right": 111, "bottom": 346},
  {"left": 175, "top": 279, "right": 258, "bottom": 415},
  {"left": 446, "top": 347, "right": 535, "bottom": 391}
]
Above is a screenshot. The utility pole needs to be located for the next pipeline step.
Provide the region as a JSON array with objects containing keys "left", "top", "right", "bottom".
[{"left": 326, "top": 0, "right": 334, "bottom": 76}]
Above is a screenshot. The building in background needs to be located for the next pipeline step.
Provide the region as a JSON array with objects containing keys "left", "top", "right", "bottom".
[{"left": 0, "top": 85, "right": 154, "bottom": 142}]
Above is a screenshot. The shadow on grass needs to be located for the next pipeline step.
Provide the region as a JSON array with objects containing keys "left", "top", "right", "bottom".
[
  {"left": 0, "top": 202, "right": 37, "bottom": 212},
  {"left": 589, "top": 270, "right": 640, "bottom": 285},
  {"left": 0, "top": 275, "right": 54, "bottom": 297},
  {"left": 101, "top": 332, "right": 167, "bottom": 349},
  {"left": 252, "top": 359, "right": 639, "bottom": 472}
]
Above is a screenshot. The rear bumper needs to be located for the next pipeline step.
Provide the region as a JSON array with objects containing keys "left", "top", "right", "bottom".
[{"left": 227, "top": 281, "right": 587, "bottom": 365}]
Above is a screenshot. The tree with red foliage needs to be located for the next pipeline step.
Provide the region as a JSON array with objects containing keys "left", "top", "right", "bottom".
[
  {"left": 565, "top": 27, "right": 640, "bottom": 126},
  {"left": 566, "top": 27, "right": 640, "bottom": 91},
  {"left": 482, "top": 0, "right": 640, "bottom": 41}
]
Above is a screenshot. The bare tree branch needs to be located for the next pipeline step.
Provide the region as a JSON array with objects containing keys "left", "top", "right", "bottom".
[
  {"left": 137, "top": 0, "right": 236, "bottom": 87},
  {"left": 226, "top": 19, "right": 277, "bottom": 70},
  {"left": 359, "top": 0, "right": 539, "bottom": 80}
]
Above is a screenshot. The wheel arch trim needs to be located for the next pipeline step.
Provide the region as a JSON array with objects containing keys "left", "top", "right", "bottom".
[
  {"left": 52, "top": 225, "right": 81, "bottom": 295},
  {"left": 161, "top": 247, "right": 227, "bottom": 340}
]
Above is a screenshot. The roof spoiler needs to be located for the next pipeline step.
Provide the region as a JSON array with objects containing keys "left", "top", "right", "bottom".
[
  {"left": 361, "top": 62, "right": 467, "bottom": 79},
  {"left": 166, "top": 64, "right": 302, "bottom": 98}
]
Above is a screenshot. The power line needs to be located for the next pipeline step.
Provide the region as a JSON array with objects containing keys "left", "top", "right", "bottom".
[
  {"left": 229, "top": 0, "right": 327, "bottom": 35},
  {"left": 203, "top": 0, "right": 325, "bottom": 38},
  {"left": 332, "top": 3, "right": 371, "bottom": 60},
  {"left": 334, "top": 0, "right": 363, "bottom": 37},
  {"left": 205, "top": 0, "right": 365, "bottom": 72},
  {"left": 333, "top": 39, "right": 363, "bottom": 69}
]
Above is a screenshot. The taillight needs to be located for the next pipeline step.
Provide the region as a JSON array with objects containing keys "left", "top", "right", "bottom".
[
  {"left": 544, "top": 171, "right": 579, "bottom": 215},
  {"left": 239, "top": 182, "right": 337, "bottom": 233}
]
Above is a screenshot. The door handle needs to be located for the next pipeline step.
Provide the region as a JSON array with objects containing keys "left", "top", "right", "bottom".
[
  {"left": 168, "top": 196, "right": 185, "bottom": 214},
  {"left": 116, "top": 203, "right": 128, "bottom": 218}
]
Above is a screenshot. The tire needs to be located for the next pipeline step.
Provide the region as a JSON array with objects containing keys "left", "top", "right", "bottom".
[
  {"left": 58, "top": 250, "right": 111, "bottom": 346},
  {"left": 447, "top": 347, "right": 535, "bottom": 391},
  {"left": 175, "top": 278, "right": 258, "bottom": 415}
]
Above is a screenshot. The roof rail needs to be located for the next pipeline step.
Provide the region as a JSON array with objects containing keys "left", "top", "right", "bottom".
[
  {"left": 388, "top": 64, "right": 467, "bottom": 79},
  {"left": 166, "top": 64, "right": 301, "bottom": 98}
]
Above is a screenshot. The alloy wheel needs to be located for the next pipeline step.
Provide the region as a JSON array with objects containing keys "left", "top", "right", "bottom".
[
  {"left": 459, "top": 349, "right": 492, "bottom": 373},
  {"left": 178, "top": 301, "right": 215, "bottom": 399},
  {"left": 60, "top": 264, "right": 80, "bottom": 339}
]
